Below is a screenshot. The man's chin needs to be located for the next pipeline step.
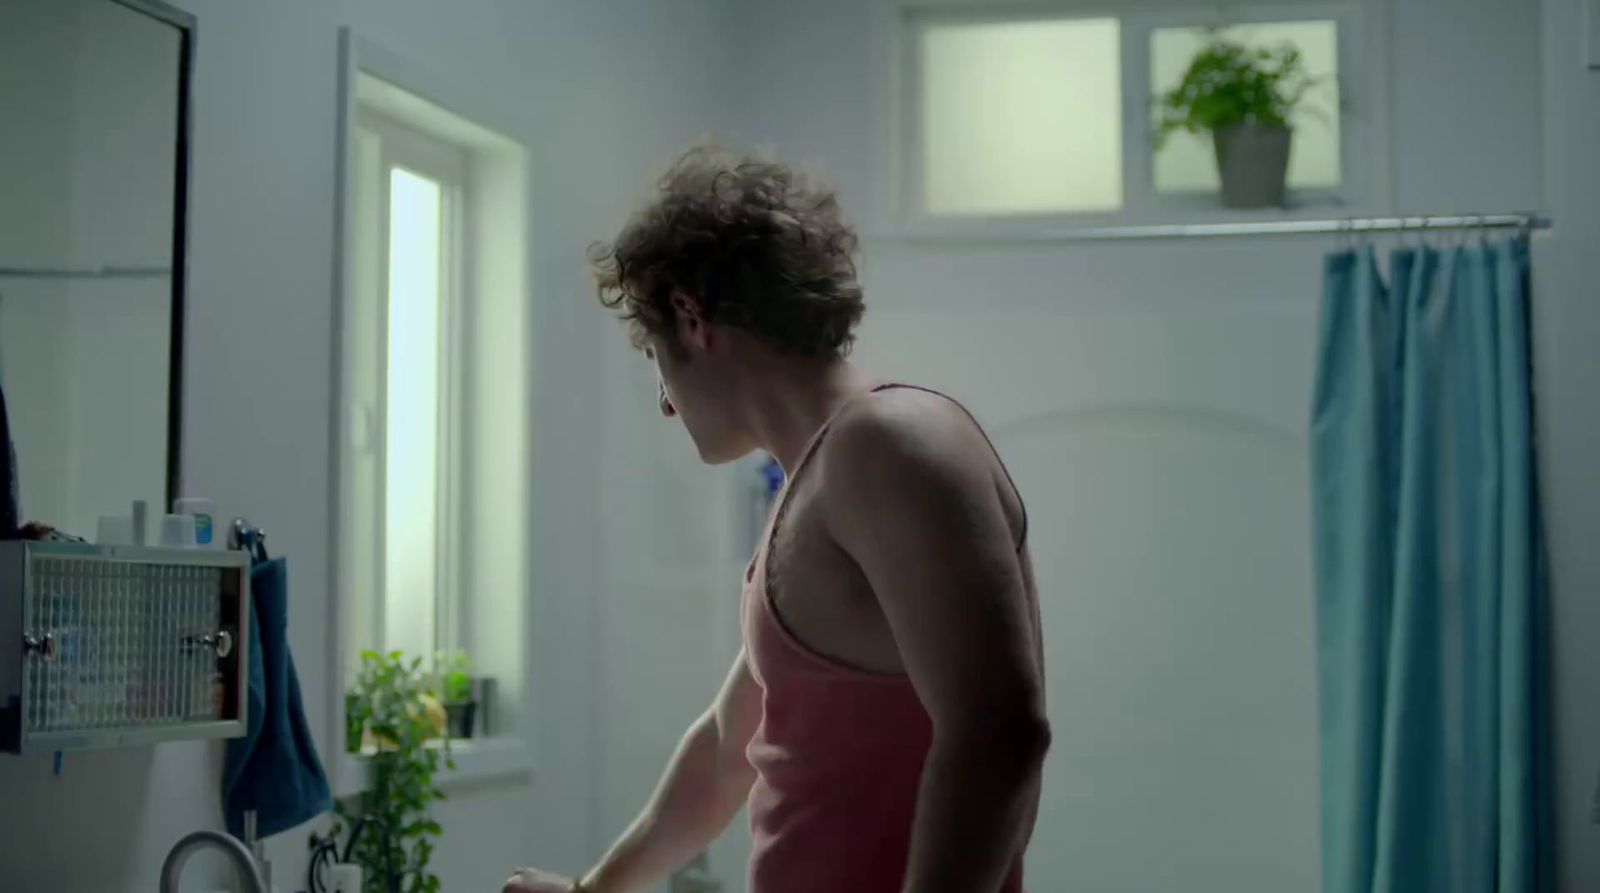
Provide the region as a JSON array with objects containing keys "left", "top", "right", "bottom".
[{"left": 695, "top": 440, "right": 753, "bottom": 466}]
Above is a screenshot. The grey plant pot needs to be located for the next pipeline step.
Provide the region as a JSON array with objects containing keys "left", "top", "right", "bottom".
[{"left": 1212, "top": 123, "right": 1292, "bottom": 209}]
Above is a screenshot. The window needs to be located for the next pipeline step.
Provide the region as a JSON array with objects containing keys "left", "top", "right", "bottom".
[
  {"left": 919, "top": 17, "right": 1123, "bottom": 215},
  {"left": 348, "top": 110, "right": 467, "bottom": 665},
  {"left": 334, "top": 63, "right": 529, "bottom": 769},
  {"left": 1151, "top": 20, "right": 1341, "bottom": 195},
  {"left": 901, "top": 5, "right": 1359, "bottom": 225}
]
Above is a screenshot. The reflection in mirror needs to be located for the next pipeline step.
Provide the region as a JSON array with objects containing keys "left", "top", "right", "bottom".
[{"left": 0, "top": 0, "right": 189, "bottom": 539}]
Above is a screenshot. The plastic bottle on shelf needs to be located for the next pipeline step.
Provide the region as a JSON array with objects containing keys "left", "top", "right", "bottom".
[{"left": 173, "top": 498, "right": 219, "bottom": 549}]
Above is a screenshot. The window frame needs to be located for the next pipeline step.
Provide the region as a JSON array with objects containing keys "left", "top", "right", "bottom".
[
  {"left": 355, "top": 109, "right": 470, "bottom": 666},
  {"left": 1125, "top": 3, "right": 1365, "bottom": 219},
  {"left": 331, "top": 28, "right": 534, "bottom": 795},
  {"left": 885, "top": 0, "right": 1389, "bottom": 238}
]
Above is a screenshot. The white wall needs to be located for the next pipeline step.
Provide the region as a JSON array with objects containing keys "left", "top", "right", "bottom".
[
  {"left": 1534, "top": 0, "right": 1600, "bottom": 889},
  {"left": 853, "top": 248, "right": 1327, "bottom": 893},
  {"left": 0, "top": 1, "right": 738, "bottom": 892}
]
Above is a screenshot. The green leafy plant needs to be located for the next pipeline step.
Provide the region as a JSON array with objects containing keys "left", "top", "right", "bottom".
[
  {"left": 1155, "top": 35, "right": 1326, "bottom": 149},
  {"left": 434, "top": 649, "right": 472, "bottom": 705},
  {"left": 335, "top": 650, "right": 453, "bottom": 893}
]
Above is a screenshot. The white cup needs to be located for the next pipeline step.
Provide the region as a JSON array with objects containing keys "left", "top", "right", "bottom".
[
  {"left": 328, "top": 863, "right": 363, "bottom": 893},
  {"left": 131, "top": 500, "right": 148, "bottom": 545},
  {"left": 157, "top": 514, "right": 198, "bottom": 548},
  {"left": 96, "top": 515, "right": 135, "bottom": 546}
]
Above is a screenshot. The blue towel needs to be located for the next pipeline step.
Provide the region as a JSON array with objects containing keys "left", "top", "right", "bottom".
[{"left": 222, "top": 553, "right": 331, "bottom": 838}]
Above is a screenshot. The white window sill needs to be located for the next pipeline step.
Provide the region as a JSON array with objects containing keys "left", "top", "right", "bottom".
[{"left": 334, "top": 735, "right": 533, "bottom": 798}]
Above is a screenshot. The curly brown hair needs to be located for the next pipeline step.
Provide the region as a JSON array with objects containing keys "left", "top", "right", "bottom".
[{"left": 589, "top": 145, "right": 865, "bottom": 357}]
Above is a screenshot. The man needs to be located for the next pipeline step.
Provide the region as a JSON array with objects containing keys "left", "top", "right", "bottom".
[{"left": 505, "top": 147, "right": 1048, "bottom": 893}]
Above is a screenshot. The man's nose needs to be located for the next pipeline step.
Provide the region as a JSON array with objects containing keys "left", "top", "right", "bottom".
[{"left": 659, "top": 384, "right": 677, "bottom": 417}]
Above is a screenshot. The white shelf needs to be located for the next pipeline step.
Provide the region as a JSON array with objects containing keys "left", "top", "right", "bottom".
[{"left": 334, "top": 735, "right": 533, "bottom": 798}]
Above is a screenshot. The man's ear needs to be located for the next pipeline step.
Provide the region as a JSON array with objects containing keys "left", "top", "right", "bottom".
[{"left": 670, "top": 291, "right": 712, "bottom": 350}]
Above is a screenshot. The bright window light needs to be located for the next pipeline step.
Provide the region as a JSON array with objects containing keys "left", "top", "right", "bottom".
[
  {"left": 920, "top": 17, "right": 1124, "bottom": 216},
  {"left": 384, "top": 166, "right": 442, "bottom": 662}
]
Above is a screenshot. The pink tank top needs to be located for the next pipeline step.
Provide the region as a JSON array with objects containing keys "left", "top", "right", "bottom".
[{"left": 741, "top": 383, "right": 1039, "bottom": 893}]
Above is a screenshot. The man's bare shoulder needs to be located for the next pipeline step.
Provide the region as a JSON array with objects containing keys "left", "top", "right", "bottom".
[{"left": 816, "top": 387, "right": 995, "bottom": 514}]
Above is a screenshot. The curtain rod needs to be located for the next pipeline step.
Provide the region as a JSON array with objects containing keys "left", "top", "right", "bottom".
[
  {"left": 0, "top": 265, "right": 171, "bottom": 280},
  {"left": 876, "top": 212, "right": 1552, "bottom": 245}
]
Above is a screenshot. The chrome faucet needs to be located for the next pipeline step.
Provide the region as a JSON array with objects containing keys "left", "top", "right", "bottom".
[{"left": 159, "top": 829, "right": 268, "bottom": 893}]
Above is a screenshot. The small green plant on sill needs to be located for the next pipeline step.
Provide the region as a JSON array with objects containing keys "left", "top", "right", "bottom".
[
  {"left": 435, "top": 649, "right": 472, "bottom": 705},
  {"left": 1154, "top": 35, "right": 1327, "bottom": 149},
  {"left": 336, "top": 650, "right": 453, "bottom": 893}
]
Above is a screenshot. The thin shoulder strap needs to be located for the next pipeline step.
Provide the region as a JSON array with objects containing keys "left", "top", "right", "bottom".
[
  {"left": 760, "top": 384, "right": 887, "bottom": 572},
  {"left": 779, "top": 382, "right": 1029, "bottom": 551}
]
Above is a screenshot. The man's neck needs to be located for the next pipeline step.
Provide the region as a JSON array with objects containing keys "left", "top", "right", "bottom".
[{"left": 741, "top": 354, "right": 876, "bottom": 474}]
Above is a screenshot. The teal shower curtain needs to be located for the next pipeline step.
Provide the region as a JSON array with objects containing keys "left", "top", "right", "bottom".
[{"left": 1312, "top": 238, "right": 1552, "bottom": 893}]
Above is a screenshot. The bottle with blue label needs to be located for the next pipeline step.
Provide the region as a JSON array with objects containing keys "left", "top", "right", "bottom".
[
  {"left": 174, "top": 497, "right": 219, "bottom": 548},
  {"left": 740, "top": 456, "right": 787, "bottom": 558},
  {"left": 759, "top": 455, "right": 785, "bottom": 504}
]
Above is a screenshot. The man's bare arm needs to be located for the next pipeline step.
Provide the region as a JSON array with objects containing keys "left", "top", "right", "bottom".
[
  {"left": 824, "top": 392, "right": 1050, "bottom": 893},
  {"left": 506, "top": 651, "right": 760, "bottom": 893}
]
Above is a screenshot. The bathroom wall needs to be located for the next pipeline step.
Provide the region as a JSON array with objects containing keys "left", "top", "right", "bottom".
[
  {"left": 1533, "top": 0, "right": 1600, "bottom": 888},
  {"left": 0, "top": 1, "right": 738, "bottom": 891}
]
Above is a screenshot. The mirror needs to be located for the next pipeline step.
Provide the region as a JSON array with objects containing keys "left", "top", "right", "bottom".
[{"left": 0, "top": 0, "right": 192, "bottom": 538}]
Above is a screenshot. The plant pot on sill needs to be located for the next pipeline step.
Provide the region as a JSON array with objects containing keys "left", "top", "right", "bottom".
[
  {"left": 345, "top": 693, "right": 363, "bottom": 753},
  {"left": 444, "top": 700, "right": 477, "bottom": 740},
  {"left": 1212, "top": 122, "right": 1291, "bottom": 209}
]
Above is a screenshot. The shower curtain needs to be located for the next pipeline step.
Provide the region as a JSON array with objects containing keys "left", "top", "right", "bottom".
[{"left": 1311, "top": 238, "right": 1553, "bottom": 893}]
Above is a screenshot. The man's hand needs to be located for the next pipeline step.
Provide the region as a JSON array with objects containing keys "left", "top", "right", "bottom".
[{"left": 502, "top": 867, "right": 577, "bottom": 893}]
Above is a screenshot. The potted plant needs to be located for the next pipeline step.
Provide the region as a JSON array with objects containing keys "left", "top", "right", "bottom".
[
  {"left": 337, "top": 650, "right": 452, "bottom": 893},
  {"left": 1155, "top": 36, "right": 1326, "bottom": 209},
  {"left": 435, "top": 650, "right": 477, "bottom": 740}
]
